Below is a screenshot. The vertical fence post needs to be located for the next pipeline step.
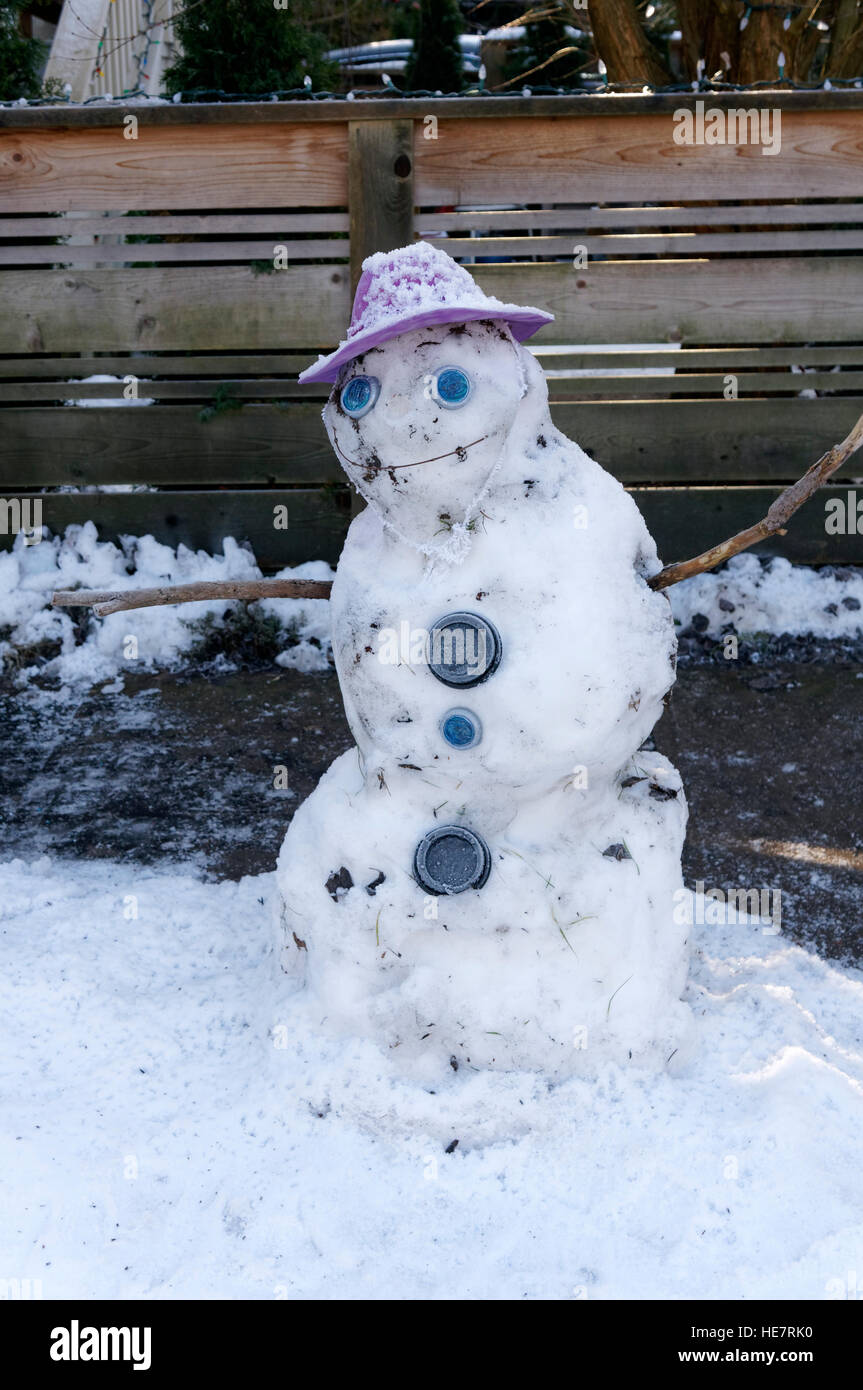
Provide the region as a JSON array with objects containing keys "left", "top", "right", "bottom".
[
  {"left": 348, "top": 119, "right": 415, "bottom": 295},
  {"left": 347, "top": 118, "right": 415, "bottom": 519}
]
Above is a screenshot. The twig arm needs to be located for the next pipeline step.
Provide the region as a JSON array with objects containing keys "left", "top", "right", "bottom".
[
  {"left": 649, "top": 411, "right": 863, "bottom": 592},
  {"left": 52, "top": 578, "right": 333, "bottom": 618}
]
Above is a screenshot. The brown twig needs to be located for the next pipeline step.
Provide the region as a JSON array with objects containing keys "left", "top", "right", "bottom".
[
  {"left": 52, "top": 578, "right": 333, "bottom": 618},
  {"left": 648, "top": 411, "right": 863, "bottom": 592}
]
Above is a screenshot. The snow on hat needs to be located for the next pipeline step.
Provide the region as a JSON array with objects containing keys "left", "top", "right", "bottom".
[{"left": 298, "top": 240, "right": 554, "bottom": 384}]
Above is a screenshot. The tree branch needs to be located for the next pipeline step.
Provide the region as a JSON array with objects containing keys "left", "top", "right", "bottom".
[
  {"left": 649, "top": 411, "right": 863, "bottom": 591},
  {"left": 52, "top": 578, "right": 333, "bottom": 618}
]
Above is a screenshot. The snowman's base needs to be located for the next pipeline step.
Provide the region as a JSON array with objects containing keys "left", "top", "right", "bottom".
[{"left": 276, "top": 750, "right": 692, "bottom": 1083}]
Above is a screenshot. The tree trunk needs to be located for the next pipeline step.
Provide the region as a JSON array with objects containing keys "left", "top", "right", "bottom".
[
  {"left": 587, "top": 0, "right": 670, "bottom": 84},
  {"left": 677, "top": 0, "right": 743, "bottom": 82},
  {"left": 736, "top": 3, "right": 790, "bottom": 85},
  {"left": 829, "top": 0, "right": 860, "bottom": 60},
  {"left": 786, "top": 3, "right": 828, "bottom": 83},
  {"left": 827, "top": 0, "right": 863, "bottom": 76}
]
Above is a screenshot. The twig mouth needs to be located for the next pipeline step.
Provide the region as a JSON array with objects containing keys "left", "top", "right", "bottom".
[{"left": 333, "top": 434, "right": 489, "bottom": 472}]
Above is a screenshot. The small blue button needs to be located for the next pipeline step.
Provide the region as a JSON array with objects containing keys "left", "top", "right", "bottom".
[
  {"left": 340, "top": 374, "right": 380, "bottom": 418},
  {"left": 434, "top": 366, "right": 471, "bottom": 409},
  {"left": 440, "top": 708, "right": 481, "bottom": 749}
]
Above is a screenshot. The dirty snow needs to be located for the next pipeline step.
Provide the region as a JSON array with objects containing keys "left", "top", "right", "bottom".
[
  {"left": 0, "top": 855, "right": 860, "bottom": 1300},
  {"left": 671, "top": 553, "right": 863, "bottom": 639}
]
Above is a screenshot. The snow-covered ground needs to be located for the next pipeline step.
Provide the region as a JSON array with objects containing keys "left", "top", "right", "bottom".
[
  {"left": 1, "top": 856, "right": 860, "bottom": 1300},
  {"left": 2, "top": 525, "right": 862, "bottom": 691},
  {"left": 671, "top": 552, "right": 863, "bottom": 640},
  {"left": 0, "top": 525, "right": 334, "bottom": 689}
]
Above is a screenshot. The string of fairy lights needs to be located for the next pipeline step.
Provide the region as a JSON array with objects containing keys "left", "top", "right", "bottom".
[
  {"left": 16, "top": 72, "right": 856, "bottom": 106},
  {"left": 6, "top": 0, "right": 863, "bottom": 106},
  {"left": 90, "top": 0, "right": 167, "bottom": 94}
]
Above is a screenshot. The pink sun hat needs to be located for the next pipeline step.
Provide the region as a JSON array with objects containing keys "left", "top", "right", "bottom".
[{"left": 298, "top": 240, "right": 554, "bottom": 385}]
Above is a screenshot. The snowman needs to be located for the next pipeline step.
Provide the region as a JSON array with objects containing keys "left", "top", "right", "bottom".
[{"left": 277, "top": 242, "right": 692, "bottom": 1081}]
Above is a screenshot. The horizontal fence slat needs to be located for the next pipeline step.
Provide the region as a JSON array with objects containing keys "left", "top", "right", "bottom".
[
  {"left": 556, "top": 398, "right": 863, "bottom": 482},
  {"left": 0, "top": 379, "right": 329, "bottom": 402},
  {"left": 0, "top": 123, "right": 349, "bottom": 212},
  {"left": 1, "top": 489, "right": 350, "bottom": 567},
  {"left": 546, "top": 371, "right": 863, "bottom": 398},
  {"left": 472, "top": 258, "right": 863, "bottom": 344},
  {"left": 431, "top": 230, "right": 863, "bottom": 257},
  {"left": 0, "top": 265, "right": 351, "bottom": 353},
  {"left": 533, "top": 346, "right": 863, "bottom": 368},
  {"left": 0, "top": 213, "right": 350, "bottom": 236},
  {"left": 0, "top": 404, "right": 336, "bottom": 485},
  {"left": 4, "top": 93, "right": 863, "bottom": 129},
  {"left": 580, "top": 397, "right": 863, "bottom": 477},
  {"left": 414, "top": 111, "right": 863, "bottom": 204},
  {"left": 3, "top": 485, "right": 856, "bottom": 570},
  {"left": 418, "top": 204, "right": 863, "bottom": 232},
  {"left": 2, "top": 348, "right": 861, "bottom": 379},
  {"left": 0, "top": 239, "right": 349, "bottom": 267},
  {"left": 633, "top": 486, "right": 863, "bottom": 566},
  {"left": 5, "top": 373, "right": 859, "bottom": 403},
  {"left": 7, "top": 259, "right": 857, "bottom": 354},
  {"left": 0, "top": 354, "right": 319, "bottom": 378},
  {"left": 558, "top": 397, "right": 861, "bottom": 483},
  {"left": 549, "top": 371, "right": 863, "bottom": 399},
  {"left": 2, "top": 399, "right": 860, "bottom": 488},
  {"left": 7, "top": 109, "right": 858, "bottom": 217}
]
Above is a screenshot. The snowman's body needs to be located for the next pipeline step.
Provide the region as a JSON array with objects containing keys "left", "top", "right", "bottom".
[{"left": 277, "top": 253, "right": 691, "bottom": 1081}]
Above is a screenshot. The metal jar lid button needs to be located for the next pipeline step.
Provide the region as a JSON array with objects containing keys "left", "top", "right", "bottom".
[
  {"left": 427, "top": 611, "right": 502, "bottom": 688},
  {"left": 413, "top": 825, "right": 491, "bottom": 895}
]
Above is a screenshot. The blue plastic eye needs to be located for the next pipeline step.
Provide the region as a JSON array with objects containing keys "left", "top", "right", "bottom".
[
  {"left": 440, "top": 708, "right": 482, "bottom": 749},
  {"left": 434, "top": 367, "right": 471, "bottom": 409},
  {"left": 340, "top": 375, "right": 379, "bottom": 418}
]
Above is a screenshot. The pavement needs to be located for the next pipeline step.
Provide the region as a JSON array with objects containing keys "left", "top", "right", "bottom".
[{"left": 2, "top": 659, "right": 861, "bottom": 965}]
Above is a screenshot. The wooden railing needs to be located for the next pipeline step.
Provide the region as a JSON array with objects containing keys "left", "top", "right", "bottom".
[{"left": 1, "top": 92, "right": 862, "bottom": 567}]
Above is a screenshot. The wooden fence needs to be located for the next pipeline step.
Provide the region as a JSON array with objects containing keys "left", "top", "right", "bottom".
[{"left": 1, "top": 92, "right": 862, "bottom": 568}]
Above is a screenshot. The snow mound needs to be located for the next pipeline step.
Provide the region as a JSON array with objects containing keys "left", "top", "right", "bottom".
[
  {"left": 1, "top": 855, "right": 861, "bottom": 1299},
  {"left": 0, "top": 524, "right": 334, "bottom": 689},
  {"left": 670, "top": 553, "right": 863, "bottom": 639}
]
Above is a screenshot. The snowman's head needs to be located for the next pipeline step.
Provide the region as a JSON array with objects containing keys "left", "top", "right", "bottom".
[{"left": 323, "top": 319, "right": 529, "bottom": 551}]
